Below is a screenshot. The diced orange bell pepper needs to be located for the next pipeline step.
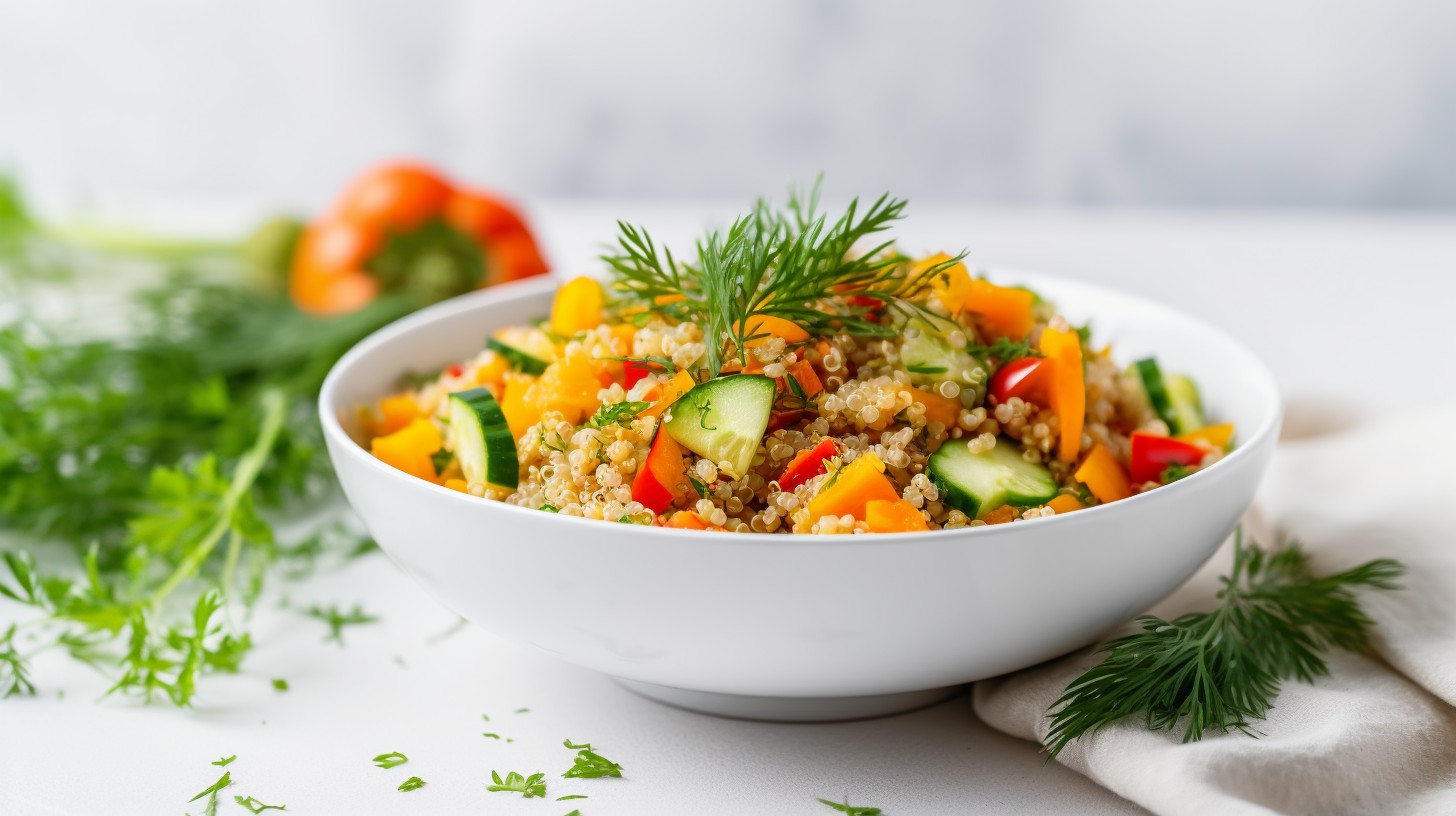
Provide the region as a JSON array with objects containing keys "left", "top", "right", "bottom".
[
  {"left": 736, "top": 314, "right": 809, "bottom": 348},
  {"left": 370, "top": 393, "right": 422, "bottom": 437},
  {"left": 908, "top": 387, "right": 961, "bottom": 429},
  {"left": 1046, "top": 494, "right": 1084, "bottom": 514},
  {"left": 1176, "top": 423, "right": 1235, "bottom": 451},
  {"left": 965, "top": 279, "right": 1035, "bottom": 340},
  {"left": 1040, "top": 326, "right": 1085, "bottom": 462},
  {"left": 642, "top": 369, "right": 696, "bottom": 419},
  {"left": 500, "top": 373, "right": 539, "bottom": 438},
  {"left": 534, "top": 353, "right": 602, "bottom": 425},
  {"left": 632, "top": 430, "right": 689, "bottom": 513},
  {"left": 369, "top": 418, "right": 442, "bottom": 482},
  {"left": 444, "top": 478, "right": 469, "bottom": 493},
  {"left": 865, "top": 498, "right": 930, "bottom": 532},
  {"left": 781, "top": 360, "right": 823, "bottom": 398},
  {"left": 474, "top": 354, "right": 510, "bottom": 388},
  {"left": 665, "top": 510, "right": 709, "bottom": 530},
  {"left": 550, "top": 276, "right": 604, "bottom": 336},
  {"left": 1074, "top": 444, "right": 1131, "bottom": 504},
  {"left": 807, "top": 453, "right": 900, "bottom": 522},
  {"left": 916, "top": 253, "right": 971, "bottom": 315}
]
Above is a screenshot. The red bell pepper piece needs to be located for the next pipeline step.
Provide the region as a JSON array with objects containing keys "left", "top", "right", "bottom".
[
  {"left": 845, "top": 294, "right": 885, "bottom": 322},
  {"left": 1129, "top": 431, "right": 1206, "bottom": 484},
  {"left": 777, "top": 438, "right": 840, "bottom": 492},
  {"left": 623, "top": 360, "right": 652, "bottom": 390},
  {"left": 632, "top": 429, "right": 689, "bottom": 512},
  {"left": 988, "top": 357, "right": 1049, "bottom": 405}
]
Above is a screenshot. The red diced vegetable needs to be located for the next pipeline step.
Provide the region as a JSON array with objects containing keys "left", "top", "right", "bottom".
[
  {"left": 623, "top": 360, "right": 652, "bottom": 389},
  {"left": 988, "top": 357, "right": 1049, "bottom": 405},
  {"left": 632, "top": 429, "right": 689, "bottom": 513},
  {"left": 777, "top": 439, "right": 840, "bottom": 492},
  {"left": 1129, "top": 431, "right": 1206, "bottom": 484}
]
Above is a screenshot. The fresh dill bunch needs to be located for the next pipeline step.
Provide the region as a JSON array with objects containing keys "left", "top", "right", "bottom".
[
  {"left": 602, "top": 180, "right": 964, "bottom": 375},
  {"left": 1045, "top": 529, "right": 1403, "bottom": 758}
]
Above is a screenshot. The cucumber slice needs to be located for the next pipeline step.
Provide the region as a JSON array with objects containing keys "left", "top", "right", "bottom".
[
  {"left": 447, "top": 388, "right": 518, "bottom": 489},
  {"left": 1130, "top": 358, "right": 1204, "bottom": 434},
  {"left": 929, "top": 438, "right": 1058, "bottom": 519},
  {"left": 486, "top": 338, "right": 549, "bottom": 376},
  {"left": 899, "top": 317, "right": 989, "bottom": 401},
  {"left": 663, "top": 375, "right": 775, "bottom": 479},
  {"left": 1165, "top": 374, "right": 1206, "bottom": 434}
]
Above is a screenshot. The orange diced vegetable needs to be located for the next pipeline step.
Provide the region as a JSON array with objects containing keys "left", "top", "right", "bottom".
[
  {"left": 917, "top": 253, "right": 971, "bottom": 315},
  {"left": 371, "top": 393, "right": 422, "bottom": 437},
  {"left": 665, "top": 510, "right": 708, "bottom": 530},
  {"left": 908, "top": 387, "right": 960, "bottom": 429},
  {"left": 783, "top": 360, "right": 823, "bottom": 398},
  {"left": 609, "top": 323, "right": 638, "bottom": 356},
  {"left": 550, "top": 276, "right": 604, "bottom": 336},
  {"left": 1176, "top": 423, "right": 1235, "bottom": 451},
  {"left": 1075, "top": 444, "right": 1131, "bottom": 504},
  {"left": 499, "top": 373, "right": 539, "bottom": 438},
  {"left": 642, "top": 369, "right": 696, "bottom": 419},
  {"left": 444, "top": 478, "right": 469, "bottom": 493},
  {"left": 865, "top": 498, "right": 929, "bottom": 533},
  {"left": 474, "top": 354, "right": 510, "bottom": 387},
  {"left": 778, "top": 438, "right": 839, "bottom": 491},
  {"left": 535, "top": 353, "right": 602, "bottom": 425},
  {"left": 633, "top": 430, "right": 689, "bottom": 513},
  {"left": 807, "top": 453, "right": 900, "bottom": 522},
  {"left": 964, "top": 279, "right": 1034, "bottom": 340},
  {"left": 737, "top": 314, "right": 809, "bottom": 348},
  {"left": 1047, "top": 494, "right": 1084, "bottom": 514},
  {"left": 1040, "top": 326, "right": 1085, "bottom": 462},
  {"left": 369, "top": 418, "right": 442, "bottom": 482}
]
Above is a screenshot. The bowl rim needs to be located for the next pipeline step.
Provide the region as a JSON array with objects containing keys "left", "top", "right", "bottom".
[{"left": 319, "top": 270, "right": 1283, "bottom": 544}]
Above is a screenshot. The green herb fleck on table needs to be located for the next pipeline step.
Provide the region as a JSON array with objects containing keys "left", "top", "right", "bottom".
[
  {"left": 562, "top": 739, "right": 624, "bottom": 779},
  {"left": 557, "top": 794, "right": 588, "bottom": 801},
  {"left": 234, "top": 794, "right": 287, "bottom": 813},
  {"left": 189, "top": 771, "right": 233, "bottom": 803},
  {"left": 817, "top": 796, "right": 883, "bottom": 815},
  {"left": 397, "top": 776, "right": 425, "bottom": 792},
  {"left": 306, "top": 604, "right": 379, "bottom": 645},
  {"left": 212, "top": 755, "right": 237, "bottom": 767},
  {"left": 372, "top": 752, "right": 408, "bottom": 770},
  {"left": 487, "top": 770, "right": 547, "bottom": 798},
  {"left": 270, "top": 678, "right": 289, "bottom": 691},
  {"left": 1045, "top": 529, "right": 1403, "bottom": 758},
  {"left": 514, "top": 707, "right": 530, "bottom": 713}
]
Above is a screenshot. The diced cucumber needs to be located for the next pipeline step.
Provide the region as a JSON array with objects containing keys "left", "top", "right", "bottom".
[
  {"left": 487, "top": 338, "right": 549, "bottom": 376},
  {"left": 1165, "top": 374, "right": 1206, "bottom": 435},
  {"left": 447, "top": 388, "right": 518, "bottom": 489},
  {"left": 899, "top": 317, "right": 989, "bottom": 402},
  {"left": 1130, "top": 358, "right": 1204, "bottom": 434},
  {"left": 663, "top": 375, "right": 775, "bottom": 479},
  {"left": 929, "top": 438, "right": 1058, "bottom": 519}
]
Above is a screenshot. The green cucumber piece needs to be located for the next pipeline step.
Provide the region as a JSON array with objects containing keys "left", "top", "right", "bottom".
[
  {"left": 663, "top": 375, "right": 775, "bottom": 479},
  {"left": 486, "top": 338, "right": 549, "bottom": 376},
  {"left": 899, "top": 317, "right": 989, "bottom": 401},
  {"left": 1165, "top": 374, "right": 1206, "bottom": 435},
  {"left": 447, "top": 388, "right": 518, "bottom": 489},
  {"left": 1130, "top": 358, "right": 1204, "bottom": 434},
  {"left": 929, "top": 438, "right": 1058, "bottom": 519}
]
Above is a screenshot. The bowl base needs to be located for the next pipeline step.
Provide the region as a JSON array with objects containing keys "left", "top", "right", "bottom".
[{"left": 615, "top": 679, "right": 962, "bottom": 722}]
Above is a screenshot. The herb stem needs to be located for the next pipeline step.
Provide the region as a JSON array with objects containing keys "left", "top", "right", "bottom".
[{"left": 147, "top": 389, "right": 286, "bottom": 609}]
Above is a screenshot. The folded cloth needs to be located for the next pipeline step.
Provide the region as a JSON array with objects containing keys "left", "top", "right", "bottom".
[{"left": 972, "top": 408, "right": 1456, "bottom": 815}]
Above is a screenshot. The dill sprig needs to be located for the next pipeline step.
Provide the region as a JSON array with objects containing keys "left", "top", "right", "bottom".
[
  {"left": 1045, "top": 530, "right": 1403, "bottom": 758},
  {"left": 603, "top": 181, "right": 964, "bottom": 375}
]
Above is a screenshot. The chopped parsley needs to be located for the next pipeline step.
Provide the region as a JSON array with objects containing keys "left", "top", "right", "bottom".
[
  {"left": 270, "top": 679, "right": 289, "bottom": 692},
  {"left": 817, "top": 796, "right": 883, "bottom": 815},
  {"left": 687, "top": 475, "right": 711, "bottom": 498},
  {"left": 487, "top": 770, "right": 547, "bottom": 798},
  {"left": 539, "top": 503, "right": 560, "bottom": 513},
  {"left": 397, "top": 777, "right": 425, "bottom": 792},
  {"left": 305, "top": 604, "right": 379, "bottom": 645},
  {"left": 1160, "top": 463, "right": 1192, "bottom": 484},
  {"left": 562, "top": 739, "right": 624, "bottom": 779},
  {"left": 372, "top": 752, "right": 408, "bottom": 770},
  {"left": 233, "top": 795, "right": 287, "bottom": 813},
  {"left": 558, "top": 794, "right": 589, "bottom": 801},
  {"left": 189, "top": 772, "right": 233, "bottom": 803},
  {"left": 212, "top": 755, "right": 237, "bottom": 768},
  {"left": 589, "top": 400, "right": 652, "bottom": 429}
]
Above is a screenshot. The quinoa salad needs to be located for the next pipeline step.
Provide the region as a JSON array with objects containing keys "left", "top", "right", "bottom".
[{"left": 360, "top": 189, "right": 1234, "bottom": 534}]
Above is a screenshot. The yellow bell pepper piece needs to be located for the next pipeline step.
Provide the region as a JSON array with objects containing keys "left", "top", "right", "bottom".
[
  {"left": 369, "top": 393, "right": 422, "bottom": 437},
  {"left": 807, "top": 453, "right": 900, "bottom": 523},
  {"left": 1176, "top": 423, "right": 1235, "bottom": 451},
  {"left": 1040, "top": 326, "right": 1085, "bottom": 462},
  {"left": 550, "top": 276, "right": 604, "bottom": 336},
  {"left": 1074, "top": 444, "right": 1131, "bottom": 504},
  {"left": 369, "top": 418, "right": 442, "bottom": 482},
  {"left": 917, "top": 253, "right": 971, "bottom": 315},
  {"left": 500, "top": 373, "right": 539, "bottom": 438}
]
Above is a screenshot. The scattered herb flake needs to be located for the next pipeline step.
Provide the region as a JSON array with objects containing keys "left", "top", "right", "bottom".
[
  {"left": 189, "top": 771, "right": 233, "bottom": 803},
  {"left": 372, "top": 752, "right": 408, "bottom": 770},
  {"left": 588, "top": 400, "right": 651, "bottom": 429},
  {"left": 817, "top": 796, "right": 883, "bottom": 816},
  {"left": 234, "top": 795, "right": 287, "bottom": 813},
  {"left": 397, "top": 777, "right": 425, "bottom": 792},
  {"left": 212, "top": 755, "right": 237, "bottom": 767},
  {"left": 562, "top": 740, "right": 624, "bottom": 779},
  {"left": 270, "top": 679, "right": 289, "bottom": 692},
  {"left": 487, "top": 770, "right": 547, "bottom": 798},
  {"left": 558, "top": 794, "right": 589, "bottom": 801},
  {"left": 1160, "top": 463, "right": 1192, "bottom": 484},
  {"left": 305, "top": 603, "right": 379, "bottom": 645}
]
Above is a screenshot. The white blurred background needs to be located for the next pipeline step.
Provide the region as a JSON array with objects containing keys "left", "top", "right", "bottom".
[{"left": 1, "top": 0, "right": 1454, "bottom": 210}]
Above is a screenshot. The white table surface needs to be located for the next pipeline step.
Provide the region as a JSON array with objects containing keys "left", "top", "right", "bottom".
[{"left": 3, "top": 203, "right": 1455, "bottom": 816}]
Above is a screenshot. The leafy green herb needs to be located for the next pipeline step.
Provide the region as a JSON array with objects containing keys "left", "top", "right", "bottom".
[
  {"left": 189, "top": 771, "right": 233, "bottom": 803},
  {"left": 306, "top": 604, "right": 379, "bottom": 645},
  {"left": 687, "top": 475, "right": 711, "bottom": 498},
  {"left": 564, "top": 811, "right": 582, "bottom": 816},
  {"left": 487, "top": 770, "right": 547, "bottom": 798},
  {"left": 372, "top": 752, "right": 408, "bottom": 770},
  {"left": 430, "top": 449, "right": 455, "bottom": 474},
  {"left": 271, "top": 678, "right": 289, "bottom": 691},
  {"left": 540, "top": 503, "right": 560, "bottom": 513},
  {"left": 558, "top": 794, "right": 588, "bottom": 801},
  {"left": 482, "top": 732, "right": 502, "bottom": 740},
  {"left": 562, "top": 739, "right": 624, "bottom": 779},
  {"left": 817, "top": 797, "right": 882, "bottom": 815},
  {"left": 213, "top": 755, "right": 237, "bottom": 768},
  {"left": 397, "top": 777, "right": 425, "bottom": 792},
  {"left": 968, "top": 336, "right": 1042, "bottom": 364},
  {"left": 515, "top": 707, "right": 530, "bottom": 713},
  {"left": 589, "top": 400, "right": 651, "bottom": 429},
  {"left": 608, "top": 354, "right": 678, "bottom": 373},
  {"left": 604, "top": 180, "right": 956, "bottom": 375},
  {"left": 234, "top": 795, "right": 287, "bottom": 813},
  {"left": 0, "top": 624, "right": 35, "bottom": 698},
  {"left": 1160, "top": 463, "right": 1192, "bottom": 484},
  {"left": 1045, "top": 530, "right": 1403, "bottom": 758}
]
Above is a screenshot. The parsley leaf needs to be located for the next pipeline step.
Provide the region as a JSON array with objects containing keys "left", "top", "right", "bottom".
[
  {"left": 562, "top": 739, "right": 624, "bottom": 779},
  {"left": 306, "top": 604, "right": 379, "bottom": 645},
  {"left": 1160, "top": 463, "right": 1192, "bottom": 484},
  {"left": 189, "top": 771, "right": 233, "bottom": 803},
  {"left": 233, "top": 795, "right": 287, "bottom": 813},
  {"left": 487, "top": 770, "right": 547, "bottom": 798},
  {"left": 397, "top": 777, "right": 425, "bottom": 792},
  {"left": 588, "top": 400, "right": 651, "bottom": 429},
  {"left": 372, "top": 752, "right": 408, "bottom": 770},
  {"left": 817, "top": 797, "right": 883, "bottom": 815},
  {"left": 212, "top": 755, "right": 237, "bottom": 767}
]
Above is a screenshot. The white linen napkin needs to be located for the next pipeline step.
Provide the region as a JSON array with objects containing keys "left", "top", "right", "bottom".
[{"left": 972, "top": 407, "right": 1456, "bottom": 815}]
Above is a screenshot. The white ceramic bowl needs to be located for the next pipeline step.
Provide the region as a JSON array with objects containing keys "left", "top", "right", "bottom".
[{"left": 320, "top": 272, "right": 1282, "bottom": 721}]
